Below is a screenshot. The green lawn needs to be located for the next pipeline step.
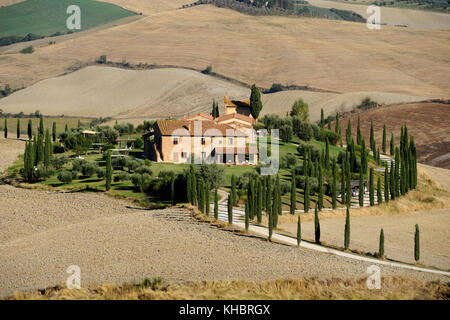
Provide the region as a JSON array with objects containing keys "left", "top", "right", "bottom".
[{"left": 0, "top": 0, "right": 135, "bottom": 37}]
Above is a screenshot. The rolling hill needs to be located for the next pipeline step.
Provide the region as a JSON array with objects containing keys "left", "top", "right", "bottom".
[{"left": 0, "top": 66, "right": 426, "bottom": 121}]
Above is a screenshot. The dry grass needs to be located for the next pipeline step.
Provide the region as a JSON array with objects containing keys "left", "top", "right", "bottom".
[
  {"left": 6, "top": 277, "right": 449, "bottom": 300},
  {"left": 0, "top": 4, "right": 449, "bottom": 99}
]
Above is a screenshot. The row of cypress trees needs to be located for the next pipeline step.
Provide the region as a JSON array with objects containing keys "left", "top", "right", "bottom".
[
  {"left": 23, "top": 128, "right": 53, "bottom": 181},
  {"left": 4, "top": 116, "right": 58, "bottom": 141}
]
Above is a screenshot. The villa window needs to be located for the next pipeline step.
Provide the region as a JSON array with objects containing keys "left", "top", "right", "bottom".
[
  {"left": 201, "top": 137, "right": 206, "bottom": 145},
  {"left": 228, "top": 137, "right": 233, "bottom": 145},
  {"left": 173, "top": 137, "right": 179, "bottom": 145},
  {"left": 181, "top": 152, "right": 187, "bottom": 159}
]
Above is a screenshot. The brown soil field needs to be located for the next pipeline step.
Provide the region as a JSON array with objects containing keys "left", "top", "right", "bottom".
[
  {"left": 0, "top": 4, "right": 449, "bottom": 98},
  {"left": 0, "top": 138, "right": 448, "bottom": 297},
  {"left": 337, "top": 102, "right": 450, "bottom": 169},
  {"left": 0, "top": 65, "right": 426, "bottom": 120}
]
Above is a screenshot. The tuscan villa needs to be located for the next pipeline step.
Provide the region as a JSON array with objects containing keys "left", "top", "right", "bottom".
[{"left": 143, "top": 95, "right": 258, "bottom": 165}]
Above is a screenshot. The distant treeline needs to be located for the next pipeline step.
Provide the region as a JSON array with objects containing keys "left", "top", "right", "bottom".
[
  {"left": 373, "top": 0, "right": 449, "bottom": 12},
  {"left": 0, "top": 30, "right": 75, "bottom": 47},
  {"left": 183, "top": 0, "right": 365, "bottom": 22}
]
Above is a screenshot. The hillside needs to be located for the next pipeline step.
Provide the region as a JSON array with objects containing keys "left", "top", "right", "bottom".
[
  {"left": 0, "top": 66, "right": 426, "bottom": 120},
  {"left": 0, "top": 4, "right": 449, "bottom": 99},
  {"left": 336, "top": 102, "right": 450, "bottom": 169}
]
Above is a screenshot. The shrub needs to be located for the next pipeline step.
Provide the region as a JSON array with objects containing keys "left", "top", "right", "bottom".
[
  {"left": 112, "top": 157, "right": 126, "bottom": 170},
  {"left": 131, "top": 173, "right": 151, "bottom": 192},
  {"left": 280, "top": 153, "right": 297, "bottom": 169},
  {"left": 57, "top": 171, "right": 73, "bottom": 184},
  {"left": 134, "top": 137, "right": 144, "bottom": 149},
  {"left": 297, "top": 123, "right": 313, "bottom": 141},
  {"left": 52, "top": 142, "right": 65, "bottom": 154},
  {"left": 97, "top": 168, "right": 106, "bottom": 179},
  {"left": 51, "top": 156, "right": 69, "bottom": 170},
  {"left": 295, "top": 175, "right": 319, "bottom": 193},
  {"left": 81, "top": 162, "right": 98, "bottom": 177},
  {"left": 114, "top": 171, "right": 130, "bottom": 182},
  {"left": 136, "top": 165, "right": 152, "bottom": 175},
  {"left": 318, "top": 129, "right": 340, "bottom": 145},
  {"left": 20, "top": 46, "right": 34, "bottom": 54},
  {"left": 72, "top": 158, "right": 86, "bottom": 172},
  {"left": 35, "top": 164, "right": 55, "bottom": 179}
]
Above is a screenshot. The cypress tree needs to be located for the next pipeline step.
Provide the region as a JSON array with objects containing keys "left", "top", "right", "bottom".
[
  {"left": 198, "top": 179, "right": 204, "bottom": 213},
  {"left": 341, "top": 165, "right": 346, "bottom": 204},
  {"left": 318, "top": 164, "right": 323, "bottom": 210},
  {"left": 171, "top": 175, "right": 176, "bottom": 206},
  {"left": 245, "top": 198, "right": 249, "bottom": 231},
  {"left": 257, "top": 179, "right": 262, "bottom": 223},
  {"left": 192, "top": 169, "right": 197, "bottom": 206},
  {"left": 276, "top": 175, "right": 282, "bottom": 216},
  {"left": 344, "top": 207, "right": 350, "bottom": 250},
  {"left": 187, "top": 171, "right": 192, "bottom": 204},
  {"left": 266, "top": 176, "right": 272, "bottom": 215},
  {"left": 377, "top": 176, "right": 383, "bottom": 205},
  {"left": 231, "top": 174, "right": 237, "bottom": 205},
  {"left": 248, "top": 177, "right": 254, "bottom": 220},
  {"left": 16, "top": 118, "right": 20, "bottom": 138},
  {"left": 36, "top": 133, "right": 44, "bottom": 164},
  {"left": 390, "top": 161, "right": 395, "bottom": 200},
  {"left": 320, "top": 108, "right": 324, "bottom": 129},
  {"left": 356, "top": 116, "right": 361, "bottom": 146},
  {"left": 361, "top": 138, "right": 367, "bottom": 175},
  {"left": 384, "top": 164, "right": 389, "bottom": 203},
  {"left": 77, "top": 119, "right": 81, "bottom": 128},
  {"left": 382, "top": 124, "right": 386, "bottom": 154},
  {"left": 214, "top": 187, "right": 219, "bottom": 219},
  {"left": 44, "top": 129, "right": 51, "bottom": 168},
  {"left": 297, "top": 215, "right": 301, "bottom": 246},
  {"left": 39, "top": 115, "right": 44, "bottom": 135},
  {"left": 335, "top": 112, "right": 340, "bottom": 135},
  {"left": 227, "top": 195, "right": 232, "bottom": 224},
  {"left": 395, "top": 147, "right": 400, "bottom": 197},
  {"left": 65, "top": 124, "right": 68, "bottom": 133},
  {"left": 23, "top": 142, "right": 31, "bottom": 181},
  {"left": 359, "top": 170, "right": 364, "bottom": 207},
  {"left": 106, "top": 150, "right": 112, "bottom": 191},
  {"left": 414, "top": 224, "right": 420, "bottom": 262},
  {"left": 4, "top": 118, "right": 7, "bottom": 138},
  {"left": 369, "top": 168, "right": 375, "bottom": 206},
  {"left": 331, "top": 160, "right": 337, "bottom": 209},
  {"left": 328, "top": 121, "right": 331, "bottom": 130},
  {"left": 52, "top": 122, "right": 56, "bottom": 142},
  {"left": 346, "top": 119, "right": 352, "bottom": 146},
  {"left": 249, "top": 84, "right": 263, "bottom": 119},
  {"left": 370, "top": 120, "right": 375, "bottom": 152},
  {"left": 205, "top": 182, "right": 210, "bottom": 216},
  {"left": 304, "top": 175, "right": 310, "bottom": 212},
  {"left": 268, "top": 210, "right": 273, "bottom": 241},
  {"left": 272, "top": 187, "right": 279, "bottom": 228},
  {"left": 290, "top": 171, "right": 296, "bottom": 214},
  {"left": 379, "top": 228, "right": 385, "bottom": 259},
  {"left": 325, "top": 138, "right": 330, "bottom": 169},
  {"left": 390, "top": 133, "right": 394, "bottom": 156},
  {"left": 27, "top": 119, "right": 32, "bottom": 139},
  {"left": 314, "top": 204, "right": 320, "bottom": 244}
]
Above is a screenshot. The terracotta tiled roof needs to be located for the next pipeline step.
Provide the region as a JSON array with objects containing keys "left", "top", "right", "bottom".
[
  {"left": 155, "top": 120, "right": 247, "bottom": 137},
  {"left": 216, "top": 113, "right": 255, "bottom": 125},
  {"left": 182, "top": 113, "right": 214, "bottom": 121}
]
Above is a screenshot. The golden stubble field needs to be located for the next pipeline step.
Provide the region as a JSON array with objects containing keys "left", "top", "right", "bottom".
[{"left": 0, "top": 4, "right": 449, "bottom": 98}]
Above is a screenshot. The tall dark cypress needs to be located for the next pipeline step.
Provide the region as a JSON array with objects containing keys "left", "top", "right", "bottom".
[
  {"left": 395, "top": 147, "right": 400, "bottom": 197},
  {"left": 382, "top": 124, "right": 386, "bottom": 154},
  {"left": 231, "top": 174, "right": 237, "bottom": 205},
  {"left": 341, "top": 165, "right": 346, "bottom": 204},
  {"left": 105, "top": 150, "right": 112, "bottom": 191},
  {"left": 384, "top": 164, "right": 389, "bottom": 203},
  {"left": 370, "top": 120, "right": 375, "bottom": 152},
  {"left": 379, "top": 228, "right": 385, "bottom": 258},
  {"left": 344, "top": 207, "right": 350, "bottom": 250},
  {"left": 27, "top": 119, "right": 32, "bottom": 139},
  {"left": 245, "top": 198, "right": 249, "bottom": 231},
  {"left": 304, "top": 175, "right": 310, "bottom": 213},
  {"left": 297, "top": 215, "right": 301, "bottom": 246},
  {"left": 276, "top": 175, "right": 282, "bottom": 216},
  {"left": 356, "top": 116, "right": 361, "bottom": 146},
  {"left": 331, "top": 160, "right": 337, "bottom": 209},
  {"left": 266, "top": 176, "right": 272, "bottom": 215},
  {"left": 198, "top": 179, "right": 204, "bottom": 213},
  {"left": 52, "top": 122, "right": 56, "bottom": 142},
  {"left": 346, "top": 119, "right": 352, "bottom": 146},
  {"left": 257, "top": 179, "right": 262, "bottom": 223},
  {"left": 390, "top": 161, "right": 395, "bottom": 200},
  {"left": 214, "top": 187, "right": 219, "bottom": 219},
  {"left": 44, "top": 129, "right": 51, "bottom": 168},
  {"left": 320, "top": 108, "right": 324, "bottom": 129},
  {"left": 227, "top": 195, "right": 232, "bottom": 224},
  {"left": 4, "top": 118, "right": 7, "bottom": 138},
  {"left": 205, "top": 182, "right": 210, "bottom": 216},
  {"left": 171, "top": 175, "right": 176, "bottom": 206},
  {"left": 414, "top": 224, "right": 420, "bottom": 262},
  {"left": 390, "top": 133, "right": 394, "bottom": 156},
  {"left": 290, "top": 171, "right": 296, "bottom": 214},
  {"left": 39, "top": 115, "right": 44, "bottom": 135},
  {"left": 361, "top": 138, "right": 367, "bottom": 175},
  {"left": 187, "top": 171, "right": 192, "bottom": 204},
  {"left": 377, "top": 176, "right": 383, "bottom": 205},
  {"left": 369, "top": 168, "right": 375, "bottom": 206},
  {"left": 318, "top": 164, "right": 323, "bottom": 210},
  {"left": 314, "top": 204, "right": 320, "bottom": 244},
  {"left": 359, "top": 170, "right": 364, "bottom": 207},
  {"left": 268, "top": 210, "right": 273, "bottom": 241},
  {"left": 325, "top": 138, "right": 330, "bottom": 170},
  {"left": 16, "top": 119, "right": 20, "bottom": 138}
]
